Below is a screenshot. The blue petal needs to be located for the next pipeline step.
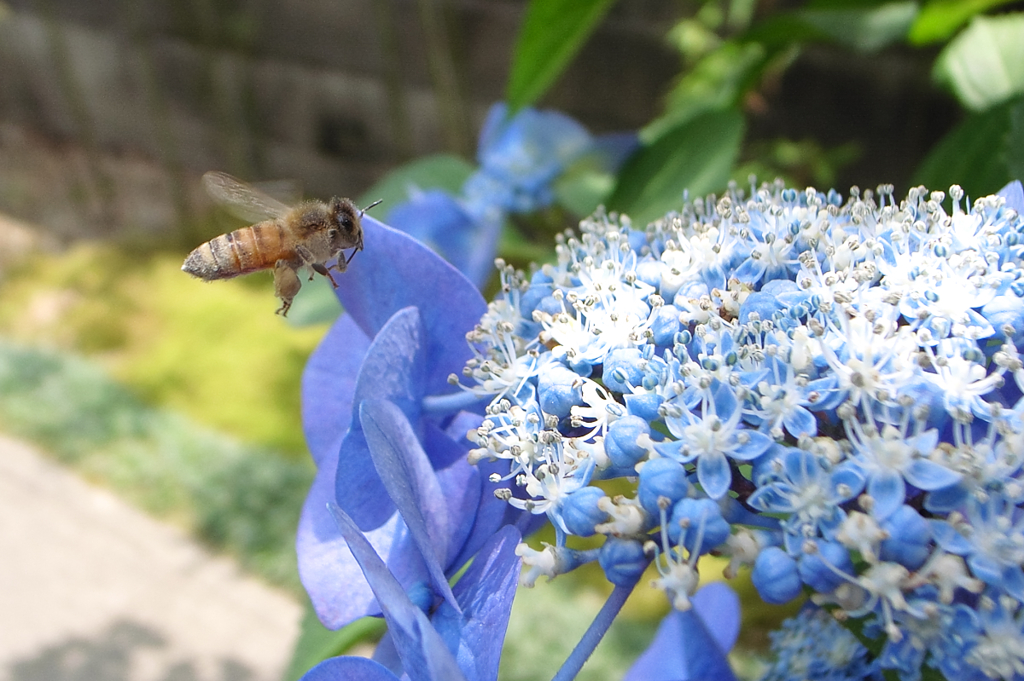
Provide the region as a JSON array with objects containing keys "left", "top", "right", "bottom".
[
  {"left": 998, "top": 180, "right": 1024, "bottom": 213},
  {"left": 831, "top": 464, "right": 866, "bottom": 502},
  {"left": 360, "top": 399, "right": 460, "bottom": 612},
  {"left": 447, "top": 458, "right": 523, "bottom": 571},
  {"left": 747, "top": 486, "right": 793, "bottom": 514},
  {"left": 1003, "top": 565, "right": 1024, "bottom": 601},
  {"left": 329, "top": 505, "right": 468, "bottom": 681},
  {"left": 711, "top": 382, "right": 739, "bottom": 420},
  {"left": 296, "top": 446, "right": 403, "bottom": 629},
  {"left": 924, "top": 481, "right": 968, "bottom": 513},
  {"left": 968, "top": 552, "right": 1003, "bottom": 586},
  {"left": 336, "top": 307, "right": 426, "bottom": 530},
  {"left": 783, "top": 404, "right": 817, "bottom": 438},
  {"left": 300, "top": 656, "right": 399, "bottom": 681},
  {"left": 334, "top": 215, "right": 486, "bottom": 396},
  {"left": 928, "top": 518, "right": 972, "bottom": 554},
  {"left": 691, "top": 582, "right": 741, "bottom": 652},
  {"left": 730, "top": 429, "right": 774, "bottom": 461},
  {"left": 302, "top": 313, "right": 371, "bottom": 467},
  {"left": 867, "top": 467, "right": 905, "bottom": 520},
  {"left": 623, "top": 583, "right": 739, "bottom": 681},
  {"left": 387, "top": 190, "right": 502, "bottom": 290},
  {"left": 805, "top": 375, "right": 844, "bottom": 411},
  {"left": 902, "top": 457, "right": 961, "bottom": 491},
  {"left": 432, "top": 526, "right": 522, "bottom": 681},
  {"left": 697, "top": 450, "right": 732, "bottom": 500}
]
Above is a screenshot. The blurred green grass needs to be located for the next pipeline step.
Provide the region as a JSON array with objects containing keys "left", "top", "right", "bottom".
[{"left": 0, "top": 244, "right": 326, "bottom": 456}]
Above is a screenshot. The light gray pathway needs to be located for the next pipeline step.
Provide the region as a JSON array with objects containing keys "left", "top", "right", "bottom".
[{"left": 0, "top": 434, "right": 302, "bottom": 681}]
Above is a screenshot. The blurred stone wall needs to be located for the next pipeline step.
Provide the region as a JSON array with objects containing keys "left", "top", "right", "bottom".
[{"left": 0, "top": 0, "right": 680, "bottom": 242}]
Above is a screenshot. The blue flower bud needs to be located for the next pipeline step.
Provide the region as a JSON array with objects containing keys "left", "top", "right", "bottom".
[
  {"left": 981, "top": 292, "right": 1024, "bottom": 346},
  {"left": 531, "top": 268, "right": 554, "bottom": 285},
  {"left": 752, "top": 547, "right": 802, "bottom": 604},
  {"left": 879, "top": 505, "right": 931, "bottom": 570},
  {"left": 605, "top": 415, "right": 651, "bottom": 468},
  {"left": 625, "top": 392, "right": 663, "bottom": 422},
  {"left": 538, "top": 365, "right": 584, "bottom": 417},
  {"left": 649, "top": 304, "right": 682, "bottom": 346},
  {"left": 534, "top": 294, "right": 564, "bottom": 318},
  {"left": 636, "top": 260, "right": 662, "bottom": 288},
  {"left": 598, "top": 537, "right": 648, "bottom": 586},
  {"left": 668, "top": 498, "right": 730, "bottom": 555},
  {"left": 519, "top": 284, "right": 553, "bottom": 319},
  {"left": 798, "top": 541, "right": 853, "bottom": 593},
  {"left": 637, "top": 458, "right": 690, "bottom": 518},
  {"left": 558, "top": 486, "right": 608, "bottom": 537},
  {"left": 603, "top": 348, "right": 644, "bottom": 392},
  {"left": 739, "top": 290, "right": 784, "bottom": 325},
  {"left": 626, "top": 229, "right": 647, "bottom": 253}
]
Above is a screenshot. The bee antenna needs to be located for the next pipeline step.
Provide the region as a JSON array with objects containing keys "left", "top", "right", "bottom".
[{"left": 360, "top": 199, "right": 383, "bottom": 217}]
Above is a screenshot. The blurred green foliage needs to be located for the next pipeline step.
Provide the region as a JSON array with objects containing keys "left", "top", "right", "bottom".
[
  {"left": 502, "top": 0, "right": 1024, "bottom": 228},
  {"left": 0, "top": 245, "right": 326, "bottom": 456}
]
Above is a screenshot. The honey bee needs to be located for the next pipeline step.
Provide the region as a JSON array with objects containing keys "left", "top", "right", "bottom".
[{"left": 182, "top": 171, "right": 380, "bottom": 316}]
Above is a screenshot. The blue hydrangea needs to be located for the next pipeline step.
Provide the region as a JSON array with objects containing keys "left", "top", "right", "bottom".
[
  {"left": 760, "top": 607, "right": 881, "bottom": 681},
  {"left": 452, "top": 179, "right": 1024, "bottom": 679}
]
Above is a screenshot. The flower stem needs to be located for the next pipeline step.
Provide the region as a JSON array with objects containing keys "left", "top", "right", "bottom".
[
  {"left": 421, "top": 390, "right": 484, "bottom": 414},
  {"left": 551, "top": 580, "right": 639, "bottom": 681}
]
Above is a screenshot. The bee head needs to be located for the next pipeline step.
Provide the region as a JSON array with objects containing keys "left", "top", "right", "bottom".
[{"left": 328, "top": 197, "right": 362, "bottom": 252}]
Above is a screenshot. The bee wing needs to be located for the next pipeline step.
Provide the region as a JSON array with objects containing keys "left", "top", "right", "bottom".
[{"left": 203, "top": 171, "right": 292, "bottom": 222}]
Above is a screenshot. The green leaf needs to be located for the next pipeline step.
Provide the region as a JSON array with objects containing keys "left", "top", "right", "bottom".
[
  {"left": 909, "top": 0, "right": 1019, "bottom": 45},
  {"left": 933, "top": 14, "right": 1024, "bottom": 111},
  {"left": 553, "top": 166, "right": 617, "bottom": 216},
  {"left": 506, "top": 0, "right": 617, "bottom": 110},
  {"left": 608, "top": 110, "right": 744, "bottom": 226},
  {"left": 911, "top": 96, "right": 1021, "bottom": 198},
  {"left": 356, "top": 153, "right": 474, "bottom": 213},
  {"left": 280, "top": 603, "right": 385, "bottom": 681},
  {"left": 643, "top": 41, "right": 766, "bottom": 142},
  {"left": 1008, "top": 90, "right": 1024, "bottom": 183},
  {"left": 797, "top": 2, "right": 918, "bottom": 52}
]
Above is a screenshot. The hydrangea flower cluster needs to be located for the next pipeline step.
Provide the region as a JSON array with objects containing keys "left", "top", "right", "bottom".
[{"left": 454, "top": 177, "right": 1024, "bottom": 680}]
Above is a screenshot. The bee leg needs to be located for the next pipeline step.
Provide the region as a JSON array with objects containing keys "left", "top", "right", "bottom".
[
  {"left": 311, "top": 262, "right": 340, "bottom": 288},
  {"left": 273, "top": 260, "right": 301, "bottom": 317}
]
